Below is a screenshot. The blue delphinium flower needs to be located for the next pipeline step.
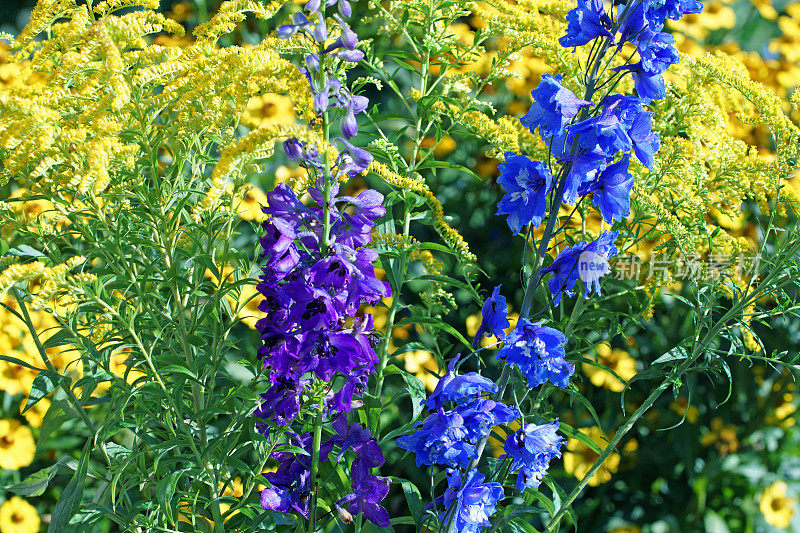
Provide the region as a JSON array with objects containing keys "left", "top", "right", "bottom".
[
  {"left": 540, "top": 230, "right": 620, "bottom": 305},
  {"left": 559, "top": 0, "right": 613, "bottom": 48},
  {"left": 497, "top": 319, "right": 573, "bottom": 388},
  {"left": 396, "top": 407, "right": 476, "bottom": 468},
  {"left": 520, "top": 74, "right": 592, "bottom": 140},
  {"left": 424, "top": 356, "right": 498, "bottom": 409},
  {"left": 496, "top": 153, "right": 554, "bottom": 233},
  {"left": 457, "top": 399, "right": 519, "bottom": 442},
  {"left": 646, "top": 0, "right": 703, "bottom": 30},
  {"left": 579, "top": 154, "right": 634, "bottom": 223},
  {"left": 503, "top": 421, "right": 565, "bottom": 490},
  {"left": 561, "top": 149, "right": 607, "bottom": 204},
  {"left": 568, "top": 102, "right": 632, "bottom": 159},
  {"left": 442, "top": 469, "right": 504, "bottom": 533},
  {"left": 472, "top": 285, "right": 511, "bottom": 346},
  {"left": 605, "top": 95, "right": 660, "bottom": 169}
]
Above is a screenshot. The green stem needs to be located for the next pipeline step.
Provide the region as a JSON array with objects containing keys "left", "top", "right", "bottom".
[
  {"left": 545, "top": 379, "right": 670, "bottom": 531},
  {"left": 16, "top": 294, "right": 98, "bottom": 436},
  {"left": 371, "top": 207, "right": 412, "bottom": 437},
  {"left": 308, "top": 398, "right": 325, "bottom": 532}
]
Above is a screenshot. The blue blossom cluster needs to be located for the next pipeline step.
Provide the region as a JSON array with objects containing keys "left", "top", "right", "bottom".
[
  {"left": 396, "top": 358, "right": 519, "bottom": 529},
  {"left": 418, "top": 1, "right": 706, "bottom": 527},
  {"left": 397, "top": 358, "right": 519, "bottom": 468},
  {"left": 498, "top": 0, "right": 702, "bottom": 305},
  {"left": 256, "top": 0, "right": 390, "bottom": 526}
]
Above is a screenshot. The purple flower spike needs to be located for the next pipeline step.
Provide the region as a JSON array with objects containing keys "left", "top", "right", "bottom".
[
  {"left": 276, "top": 12, "right": 312, "bottom": 39},
  {"left": 337, "top": 461, "right": 391, "bottom": 527},
  {"left": 336, "top": 137, "right": 373, "bottom": 171},
  {"left": 341, "top": 107, "right": 358, "bottom": 138}
]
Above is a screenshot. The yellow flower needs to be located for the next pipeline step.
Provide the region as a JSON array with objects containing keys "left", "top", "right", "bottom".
[
  {"left": 700, "top": 417, "right": 739, "bottom": 454},
  {"left": 608, "top": 526, "right": 641, "bottom": 533},
  {"left": 241, "top": 93, "right": 296, "bottom": 128},
  {"left": 766, "top": 392, "right": 797, "bottom": 428},
  {"left": 399, "top": 350, "right": 440, "bottom": 391},
  {"left": 0, "top": 420, "right": 35, "bottom": 470},
  {"left": 0, "top": 351, "right": 38, "bottom": 396},
  {"left": 419, "top": 135, "right": 457, "bottom": 157},
  {"left": 0, "top": 496, "right": 40, "bottom": 533},
  {"left": 582, "top": 344, "right": 637, "bottom": 393},
  {"left": 669, "top": 396, "right": 699, "bottom": 424},
  {"left": 20, "top": 397, "right": 50, "bottom": 429},
  {"left": 760, "top": 481, "right": 795, "bottom": 529},
  {"left": 562, "top": 427, "right": 620, "bottom": 487},
  {"left": 234, "top": 184, "right": 269, "bottom": 222}
]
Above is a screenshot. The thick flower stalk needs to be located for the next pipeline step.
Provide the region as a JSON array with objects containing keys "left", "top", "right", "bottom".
[{"left": 254, "top": 0, "right": 390, "bottom": 529}]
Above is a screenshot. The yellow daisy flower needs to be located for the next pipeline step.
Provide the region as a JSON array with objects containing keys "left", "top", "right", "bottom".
[
  {"left": 0, "top": 496, "right": 40, "bottom": 533},
  {"left": 562, "top": 427, "right": 620, "bottom": 487},
  {"left": 760, "top": 481, "right": 795, "bottom": 529},
  {"left": 0, "top": 420, "right": 35, "bottom": 470},
  {"left": 241, "top": 93, "right": 296, "bottom": 128},
  {"left": 20, "top": 397, "right": 50, "bottom": 429},
  {"left": 582, "top": 343, "right": 637, "bottom": 393}
]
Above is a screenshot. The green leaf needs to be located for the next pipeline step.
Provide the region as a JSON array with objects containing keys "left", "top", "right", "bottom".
[
  {"left": 558, "top": 422, "right": 603, "bottom": 454},
  {"left": 393, "top": 316, "right": 472, "bottom": 349},
  {"left": 49, "top": 439, "right": 91, "bottom": 532},
  {"left": 0, "top": 354, "right": 43, "bottom": 373},
  {"left": 383, "top": 365, "right": 427, "bottom": 420},
  {"left": 36, "top": 399, "right": 77, "bottom": 454},
  {"left": 5, "top": 456, "right": 72, "bottom": 497},
  {"left": 23, "top": 370, "right": 65, "bottom": 414},
  {"left": 400, "top": 479, "right": 424, "bottom": 528},
  {"left": 7, "top": 245, "right": 46, "bottom": 259}
]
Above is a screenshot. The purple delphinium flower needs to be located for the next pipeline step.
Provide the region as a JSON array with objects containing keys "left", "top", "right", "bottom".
[
  {"left": 539, "top": 230, "right": 620, "bottom": 305},
  {"left": 258, "top": 0, "right": 390, "bottom": 527},
  {"left": 337, "top": 462, "right": 391, "bottom": 527},
  {"left": 261, "top": 431, "right": 333, "bottom": 517},
  {"left": 503, "top": 421, "right": 565, "bottom": 490},
  {"left": 441, "top": 469, "right": 504, "bottom": 533},
  {"left": 496, "top": 153, "right": 554, "bottom": 233},
  {"left": 559, "top": 0, "right": 613, "bottom": 48},
  {"left": 497, "top": 318, "right": 573, "bottom": 388},
  {"left": 472, "top": 285, "right": 511, "bottom": 346},
  {"left": 521, "top": 74, "right": 592, "bottom": 139},
  {"left": 579, "top": 154, "right": 634, "bottom": 223}
]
